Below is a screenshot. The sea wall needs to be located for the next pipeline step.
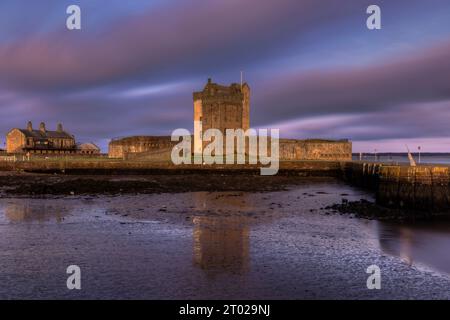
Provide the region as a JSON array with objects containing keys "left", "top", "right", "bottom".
[
  {"left": 0, "top": 159, "right": 344, "bottom": 176},
  {"left": 344, "top": 162, "right": 450, "bottom": 212}
]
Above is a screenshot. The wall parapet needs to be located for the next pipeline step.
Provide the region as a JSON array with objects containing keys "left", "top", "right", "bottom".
[{"left": 343, "top": 162, "right": 450, "bottom": 212}]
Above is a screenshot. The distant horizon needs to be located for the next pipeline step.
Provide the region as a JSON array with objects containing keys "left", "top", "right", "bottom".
[
  {"left": 2, "top": 131, "right": 449, "bottom": 154},
  {"left": 1, "top": 119, "right": 450, "bottom": 154},
  {"left": 351, "top": 150, "right": 450, "bottom": 154}
]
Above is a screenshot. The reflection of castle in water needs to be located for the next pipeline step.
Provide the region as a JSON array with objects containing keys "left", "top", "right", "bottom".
[
  {"left": 3, "top": 202, "right": 66, "bottom": 223},
  {"left": 193, "top": 216, "right": 250, "bottom": 274},
  {"left": 191, "top": 192, "right": 254, "bottom": 275}
]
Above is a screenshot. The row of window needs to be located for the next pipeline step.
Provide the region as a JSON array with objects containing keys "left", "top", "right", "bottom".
[
  {"left": 27, "top": 150, "right": 77, "bottom": 154},
  {"left": 27, "top": 138, "right": 74, "bottom": 148},
  {"left": 129, "top": 143, "right": 172, "bottom": 148}
]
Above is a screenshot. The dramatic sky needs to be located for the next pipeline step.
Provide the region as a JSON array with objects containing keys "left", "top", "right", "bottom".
[{"left": 1, "top": 0, "right": 450, "bottom": 152}]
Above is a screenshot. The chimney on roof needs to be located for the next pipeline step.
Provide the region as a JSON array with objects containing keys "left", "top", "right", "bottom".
[
  {"left": 27, "top": 121, "right": 33, "bottom": 132},
  {"left": 39, "top": 122, "right": 46, "bottom": 133},
  {"left": 57, "top": 123, "right": 63, "bottom": 132}
]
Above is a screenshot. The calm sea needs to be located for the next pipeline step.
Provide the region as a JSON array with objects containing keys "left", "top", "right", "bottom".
[{"left": 352, "top": 154, "right": 450, "bottom": 165}]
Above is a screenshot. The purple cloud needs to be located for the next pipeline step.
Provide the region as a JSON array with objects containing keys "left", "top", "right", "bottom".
[
  {"left": 253, "top": 40, "right": 450, "bottom": 125},
  {"left": 0, "top": 0, "right": 370, "bottom": 91}
]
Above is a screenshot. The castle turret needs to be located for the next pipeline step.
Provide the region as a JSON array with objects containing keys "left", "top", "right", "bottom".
[
  {"left": 27, "top": 121, "right": 33, "bottom": 132},
  {"left": 193, "top": 79, "right": 250, "bottom": 155},
  {"left": 39, "top": 122, "right": 46, "bottom": 133},
  {"left": 57, "top": 123, "right": 63, "bottom": 132}
]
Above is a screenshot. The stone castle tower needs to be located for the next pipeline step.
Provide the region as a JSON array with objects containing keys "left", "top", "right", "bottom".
[{"left": 193, "top": 78, "right": 250, "bottom": 154}]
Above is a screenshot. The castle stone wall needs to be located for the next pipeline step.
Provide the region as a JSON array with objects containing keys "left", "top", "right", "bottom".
[
  {"left": 108, "top": 136, "right": 175, "bottom": 158},
  {"left": 193, "top": 79, "right": 250, "bottom": 153},
  {"left": 109, "top": 135, "right": 351, "bottom": 162},
  {"left": 279, "top": 139, "right": 352, "bottom": 161}
]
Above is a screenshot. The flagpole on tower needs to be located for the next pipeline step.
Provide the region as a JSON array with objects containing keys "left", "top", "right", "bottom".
[{"left": 240, "top": 71, "right": 243, "bottom": 89}]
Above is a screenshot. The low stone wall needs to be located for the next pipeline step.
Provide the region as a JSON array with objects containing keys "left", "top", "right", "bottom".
[
  {"left": 108, "top": 136, "right": 175, "bottom": 159},
  {"left": 0, "top": 159, "right": 343, "bottom": 176},
  {"left": 279, "top": 139, "right": 352, "bottom": 161},
  {"left": 344, "top": 162, "right": 450, "bottom": 212},
  {"left": 110, "top": 135, "right": 352, "bottom": 162},
  {"left": 124, "top": 147, "right": 173, "bottom": 161}
]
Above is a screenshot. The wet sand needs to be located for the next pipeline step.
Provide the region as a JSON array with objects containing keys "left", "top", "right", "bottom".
[
  {"left": 1, "top": 177, "right": 450, "bottom": 299},
  {"left": 0, "top": 172, "right": 320, "bottom": 196}
]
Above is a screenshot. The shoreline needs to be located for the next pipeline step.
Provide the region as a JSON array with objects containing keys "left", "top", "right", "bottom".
[
  {"left": 1, "top": 172, "right": 448, "bottom": 222},
  {"left": 2, "top": 183, "right": 450, "bottom": 299},
  {"left": 326, "top": 199, "right": 450, "bottom": 222}
]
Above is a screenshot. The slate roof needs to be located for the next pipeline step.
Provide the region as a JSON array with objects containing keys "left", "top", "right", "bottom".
[
  {"left": 18, "top": 129, "right": 73, "bottom": 139},
  {"left": 77, "top": 142, "right": 100, "bottom": 150}
]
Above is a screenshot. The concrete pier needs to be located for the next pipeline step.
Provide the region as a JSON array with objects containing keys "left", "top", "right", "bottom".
[{"left": 344, "top": 162, "right": 450, "bottom": 212}]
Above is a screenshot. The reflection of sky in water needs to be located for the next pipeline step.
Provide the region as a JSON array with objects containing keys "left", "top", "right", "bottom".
[{"left": 375, "top": 220, "right": 450, "bottom": 275}]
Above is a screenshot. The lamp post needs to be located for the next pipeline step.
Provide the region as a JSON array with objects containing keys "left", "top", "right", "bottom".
[{"left": 418, "top": 146, "right": 421, "bottom": 164}]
